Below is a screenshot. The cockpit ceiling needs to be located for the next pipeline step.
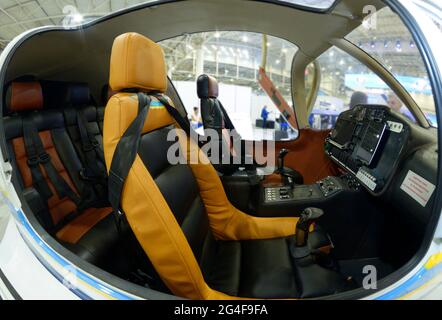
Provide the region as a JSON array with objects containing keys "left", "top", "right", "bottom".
[
  {"left": 0, "top": 0, "right": 380, "bottom": 49},
  {"left": 4, "top": 0, "right": 384, "bottom": 84}
]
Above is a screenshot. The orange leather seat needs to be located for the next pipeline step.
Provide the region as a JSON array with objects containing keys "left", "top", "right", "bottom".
[{"left": 103, "top": 33, "right": 331, "bottom": 299}]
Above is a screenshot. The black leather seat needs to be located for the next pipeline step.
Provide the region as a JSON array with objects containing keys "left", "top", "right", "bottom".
[
  {"left": 196, "top": 74, "right": 304, "bottom": 185},
  {"left": 3, "top": 81, "right": 139, "bottom": 278},
  {"left": 197, "top": 74, "right": 225, "bottom": 134},
  {"left": 197, "top": 74, "right": 249, "bottom": 173}
]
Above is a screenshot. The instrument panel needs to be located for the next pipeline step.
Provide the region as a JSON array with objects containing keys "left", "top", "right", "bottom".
[{"left": 325, "top": 105, "right": 410, "bottom": 194}]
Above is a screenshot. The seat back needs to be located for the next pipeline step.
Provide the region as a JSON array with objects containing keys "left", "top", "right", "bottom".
[
  {"left": 4, "top": 82, "right": 89, "bottom": 230},
  {"left": 197, "top": 74, "right": 235, "bottom": 156},
  {"left": 62, "top": 83, "right": 108, "bottom": 200},
  {"left": 197, "top": 74, "right": 223, "bottom": 130},
  {"left": 63, "top": 84, "right": 105, "bottom": 160}
]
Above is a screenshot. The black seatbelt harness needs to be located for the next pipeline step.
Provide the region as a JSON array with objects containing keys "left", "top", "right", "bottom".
[
  {"left": 107, "top": 93, "right": 168, "bottom": 287},
  {"left": 23, "top": 117, "right": 81, "bottom": 206},
  {"left": 109, "top": 93, "right": 208, "bottom": 219},
  {"left": 218, "top": 100, "right": 235, "bottom": 131},
  {"left": 217, "top": 100, "right": 255, "bottom": 168},
  {"left": 154, "top": 94, "right": 202, "bottom": 147},
  {"left": 22, "top": 118, "right": 52, "bottom": 200},
  {"left": 108, "top": 93, "right": 152, "bottom": 215},
  {"left": 75, "top": 110, "right": 107, "bottom": 182}
]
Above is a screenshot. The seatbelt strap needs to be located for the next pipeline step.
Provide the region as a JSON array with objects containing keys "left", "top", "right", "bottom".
[
  {"left": 218, "top": 100, "right": 236, "bottom": 131},
  {"left": 154, "top": 94, "right": 202, "bottom": 147},
  {"left": 76, "top": 110, "right": 107, "bottom": 180},
  {"left": 106, "top": 93, "right": 155, "bottom": 282},
  {"left": 22, "top": 118, "right": 53, "bottom": 200},
  {"left": 217, "top": 100, "right": 255, "bottom": 166},
  {"left": 23, "top": 117, "right": 81, "bottom": 206},
  {"left": 108, "top": 93, "right": 151, "bottom": 215},
  {"left": 218, "top": 100, "right": 243, "bottom": 145}
]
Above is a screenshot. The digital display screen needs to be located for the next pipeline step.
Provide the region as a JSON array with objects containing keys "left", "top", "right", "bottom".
[
  {"left": 326, "top": 105, "right": 408, "bottom": 195},
  {"left": 330, "top": 119, "right": 356, "bottom": 148},
  {"left": 356, "top": 121, "right": 387, "bottom": 165}
]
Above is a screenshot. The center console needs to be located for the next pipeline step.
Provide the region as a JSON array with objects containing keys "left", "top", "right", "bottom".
[
  {"left": 254, "top": 174, "right": 361, "bottom": 217},
  {"left": 223, "top": 105, "right": 409, "bottom": 217},
  {"left": 221, "top": 168, "right": 360, "bottom": 216},
  {"left": 263, "top": 176, "right": 347, "bottom": 203}
]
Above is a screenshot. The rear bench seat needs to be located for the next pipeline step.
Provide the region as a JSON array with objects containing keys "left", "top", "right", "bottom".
[{"left": 3, "top": 81, "right": 137, "bottom": 277}]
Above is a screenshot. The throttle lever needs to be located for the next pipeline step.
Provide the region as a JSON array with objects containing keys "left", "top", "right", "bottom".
[{"left": 277, "top": 148, "right": 290, "bottom": 173}]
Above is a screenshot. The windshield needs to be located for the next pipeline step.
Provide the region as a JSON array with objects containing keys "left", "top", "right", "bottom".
[
  {"left": 274, "top": 0, "right": 337, "bottom": 10},
  {"left": 160, "top": 31, "right": 299, "bottom": 141},
  {"left": 346, "top": 6, "right": 438, "bottom": 126}
]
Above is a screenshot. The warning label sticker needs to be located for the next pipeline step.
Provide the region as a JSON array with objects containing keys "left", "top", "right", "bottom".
[{"left": 400, "top": 170, "right": 435, "bottom": 207}]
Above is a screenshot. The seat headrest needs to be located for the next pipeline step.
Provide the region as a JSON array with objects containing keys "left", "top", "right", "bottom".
[
  {"left": 109, "top": 32, "right": 167, "bottom": 93},
  {"left": 65, "top": 83, "right": 91, "bottom": 107},
  {"left": 5, "top": 82, "right": 43, "bottom": 113},
  {"left": 197, "top": 74, "right": 219, "bottom": 99}
]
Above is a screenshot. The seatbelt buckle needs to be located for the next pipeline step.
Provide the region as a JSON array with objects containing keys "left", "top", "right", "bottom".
[
  {"left": 83, "top": 139, "right": 99, "bottom": 152},
  {"left": 91, "top": 139, "right": 100, "bottom": 148},
  {"left": 79, "top": 168, "right": 91, "bottom": 181},
  {"left": 27, "top": 156, "right": 39, "bottom": 167},
  {"left": 79, "top": 168, "right": 106, "bottom": 183},
  {"left": 82, "top": 144, "right": 94, "bottom": 152},
  {"left": 80, "top": 168, "right": 99, "bottom": 181},
  {"left": 38, "top": 152, "right": 51, "bottom": 164},
  {"left": 112, "top": 209, "right": 125, "bottom": 224}
]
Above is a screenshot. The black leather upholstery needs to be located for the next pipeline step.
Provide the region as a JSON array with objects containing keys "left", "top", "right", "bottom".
[
  {"left": 200, "top": 98, "right": 225, "bottom": 130},
  {"left": 64, "top": 83, "right": 91, "bottom": 106},
  {"left": 135, "top": 123, "right": 340, "bottom": 298},
  {"left": 4, "top": 110, "right": 91, "bottom": 197},
  {"left": 197, "top": 74, "right": 219, "bottom": 99},
  {"left": 3, "top": 81, "right": 144, "bottom": 281},
  {"left": 60, "top": 214, "right": 121, "bottom": 268},
  {"left": 240, "top": 238, "right": 298, "bottom": 298},
  {"left": 63, "top": 106, "right": 105, "bottom": 166},
  {"left": 199, "top": 236, "right": 299, "bottom": 298},
  {"left": 138, "top": 126, "right": 211, "bottom": 261},
  {"left": 62, "top": 89, "right": 108, "bottom": 201},
  {"left": 197, "top": 75, "right": 224, "bottom": 131}
]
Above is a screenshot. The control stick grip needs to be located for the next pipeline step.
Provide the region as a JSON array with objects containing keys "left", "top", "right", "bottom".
[
  {"left": 301, "top": 207, "right": 324, "bottom": 221},
  {"left": 277, "top": 148, "right": 289, "bottom": 172},
  {"left": 295, "top": 208, "right": 324, "bottom": 247}
]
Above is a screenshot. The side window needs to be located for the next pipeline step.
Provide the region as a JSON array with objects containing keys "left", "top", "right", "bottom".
[
  {"left": 160, "top": 32, "right": 299, "bottom": 141},
  {"left": 310, "top": 46, "right": 415, "bottom": 130},
  {"left": 347, "top": 6, "right": 435, "bottom": 126}
]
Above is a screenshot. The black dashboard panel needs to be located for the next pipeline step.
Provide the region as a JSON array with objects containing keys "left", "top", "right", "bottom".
[{"left": 325, "top": 105, "right": 410, "bottom": 194}]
